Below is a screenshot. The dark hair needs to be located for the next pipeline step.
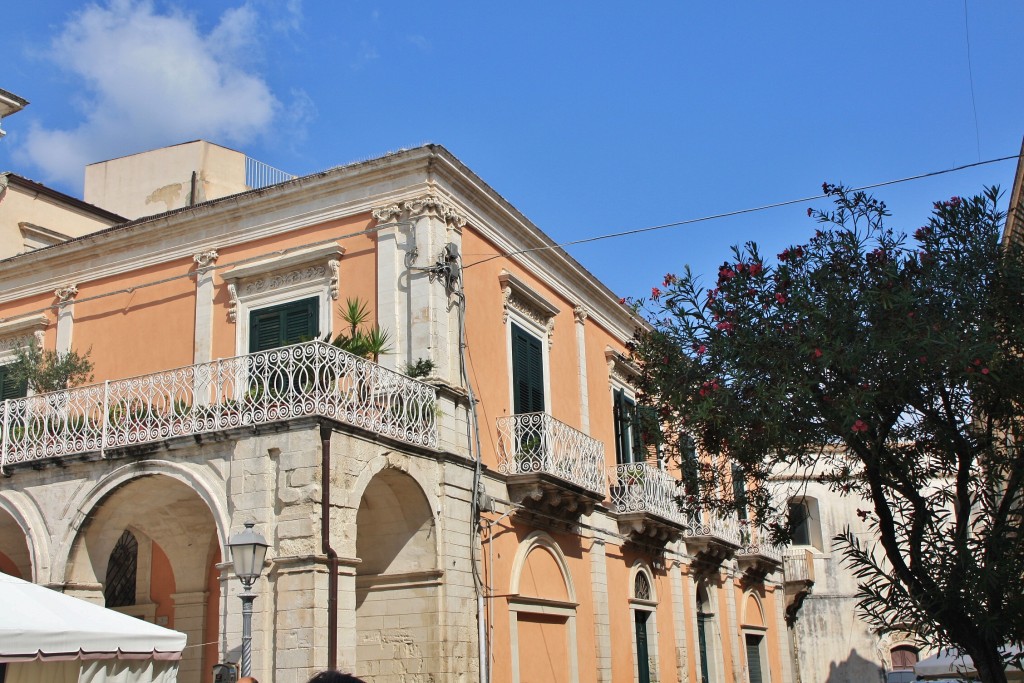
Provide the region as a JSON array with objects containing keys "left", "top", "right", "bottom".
[{"left": 308, "top": 672, "right": 365, "bottom": 683}]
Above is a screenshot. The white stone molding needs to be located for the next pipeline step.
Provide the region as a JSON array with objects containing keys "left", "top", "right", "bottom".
[
  {"left": 606, "top": 347, "right": 640, "bottom": 387},
  {"left": 222, "top": 244, "right": 344, "bottom": 350},
  {"left": 54, "top": 284, "right": 78, "bottom": 303},
  {"left": 192, "top": 250, "right": 219, "bottom": 364},
  {"left": 0, "top": 314, "right": 48, "bottom": 362},
  {"left": 192, "top": 249, "right": 219, "bottom": 269},
  {"left": 508, "top": 531, "right": 580, "bottom": 683},
  {"left": 499, "top": 271, "right": 559, "bottom": 348},
  {"left": 373, "top": 192, "right": 468, "bottom": 232},
  {"left": 574, "top": 305, "right": 591, "bottom": 434}
]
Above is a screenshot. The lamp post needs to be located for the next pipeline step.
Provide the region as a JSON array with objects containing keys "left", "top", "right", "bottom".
[{"left": 227, "top": 521, "right": 269, "bottom": 678}]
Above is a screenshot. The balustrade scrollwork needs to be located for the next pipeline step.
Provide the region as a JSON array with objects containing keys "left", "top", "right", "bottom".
[
  {"left": 608, "top": 462, "right": 685, "bottom": 524},
  {"left": 0, "top": 341, "right": 438, "bottom": 470},
  {"left": 496, "top": 412, "right": 606, "bottom": 497}
]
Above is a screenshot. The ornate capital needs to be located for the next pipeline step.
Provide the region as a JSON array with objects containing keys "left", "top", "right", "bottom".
[
  {"left": 573, "top": 305, "right": 589, "bottom": 324},
  {"left": 193, "top": 249, "right": 220, "bottom": 269},
  {"left": 372, "top": 192, "right": 468, "bottom": 230},
  {"left": 54, "top": 285, "right": 79, "bottom": 304}
]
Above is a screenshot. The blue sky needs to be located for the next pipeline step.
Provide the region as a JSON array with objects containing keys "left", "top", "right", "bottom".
[{"left": 2, "top": 1, "right": 1022, "bottom": 300}]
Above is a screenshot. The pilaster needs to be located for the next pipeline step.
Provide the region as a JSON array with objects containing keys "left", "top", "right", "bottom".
[
  {"left": 670, "top": 561, "right": 690, "bottom": 683},
  {"left": 54, "top": 285, "right": 78, "bottom": 354},
  {"left": 171, "top": 590, "right": 210, "bottom": 683},
  {"left": 192, "top": 250, "right": 218, "bottom": 364},
  {"left": 574, "top": 305, "right": 591, "bottom": 434},
  {"left": 589, "top": 535, "right": 612, "bottom": 682}
]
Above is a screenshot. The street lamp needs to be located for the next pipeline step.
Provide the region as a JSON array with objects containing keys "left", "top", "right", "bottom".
[{"left": 227, "top": 521, "right": 269, "bottom": 677}]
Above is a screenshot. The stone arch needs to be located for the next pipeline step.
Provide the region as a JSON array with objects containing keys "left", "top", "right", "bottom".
[
  {"left": 59, "top": 461, "right": 225, "bottom": 683},
  {"left": 508, "top": 531, "right": 579, "bottom": 683},
  {"left": 509, "top": 530, "right": 576, "bottom": 602},
  {"left": 629, "top": 561, "right": 657, "bottom": 603},
  {"left": 0, "top": 490, "right": 51, "bottom": 582},
  {"left": 696, "top": 580, "right": 725, "bottom": 683},
  {"left": 354, "top": 465, "right": 441, "bottom": 682},
  {"left": 742, "top": 590, "right": 766, "bottom": 628},
  {"left": 52, "top": 459, "right": 229, "bottom": 582}
]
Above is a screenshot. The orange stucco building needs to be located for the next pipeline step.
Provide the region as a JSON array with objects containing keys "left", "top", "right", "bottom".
[{"left": 0, "top": 141, "right": 792, "bottom": 683}]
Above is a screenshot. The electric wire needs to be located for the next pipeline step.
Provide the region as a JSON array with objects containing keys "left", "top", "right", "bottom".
[
  {"left": 462, "top": 153, "right": 1019, "bottom": 270},
  {"left": 0, "top": 153, "right": 1018, "bottom": 326},
  {"left": 963, "top": 0, "right": 982, "bottom": 162}
]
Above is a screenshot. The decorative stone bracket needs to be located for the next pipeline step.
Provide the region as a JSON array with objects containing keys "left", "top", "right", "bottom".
[
  {"left": 606, "top": 348, "right": 640, "bottom": 387},
  {"left": 54, "top": 285, "right": 79, "bottom": 305},
  {"left": 372, "top": 192, "right": 468, "bottom": 231},
  {"left": 499, "top": 271, "right": 559, "bottom": 347}
]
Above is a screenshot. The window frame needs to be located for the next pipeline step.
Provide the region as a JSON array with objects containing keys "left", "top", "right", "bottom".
[
  {"left": 505, "top": 310, "right": 552, "bottom": 417},
  {"left": 248, "top": 296, "right": 321, "bottom": 353}
]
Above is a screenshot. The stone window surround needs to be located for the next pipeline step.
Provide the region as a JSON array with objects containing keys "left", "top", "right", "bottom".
[
  {"left": 0, "top": 314, "right": 49, "bottom": 367},
  {"left": 501, "top": 272, "right": 558, "bottom": 416},
  {"left": 507, "top": 531, "right": 580, "bottom": 683},
  {"left": 695, "top": 581, "right": 726, "bottom": 683},
  {"left": 222, "top": 244, "right": 344, "bottom": 357},
  {"left": 629, "top": 562, "right": 660, "bottom": 683}
]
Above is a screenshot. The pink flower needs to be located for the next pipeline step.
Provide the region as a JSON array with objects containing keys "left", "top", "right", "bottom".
[
  {"left": 697, "top": 344, "right": 707, "bottom": 355},
  {"left": 852, "top": 419, "right": 868, "bottom": 433},
  {"left": 716, "top": 321, "right": 734, "bottom": 332},
  {"left": 813, "top": 348, "right": 822, "bottom": 358},
  {"left": 651, "top": 287, "right": 661, "bottom": 300},
  {"left": 775, "top": 293, "right": 787, "bottom": 304},
  {"left": 982, "top": 367, "right": 990, "bottom": 375},
  {"left": 807, "top": 207, "right": 813, "bottom": 217},
  {"left": 749, "top": 263, "right": 763, "bottom": 276}
]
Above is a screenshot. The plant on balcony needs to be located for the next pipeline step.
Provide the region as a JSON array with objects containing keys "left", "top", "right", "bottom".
[
  {"left": 9, "top": 341, "right": 94, "bottom": 393},
  {"left": 331, "top": 298, "right": 392, "bottom": 363},
  {"left": 402, "top": 358, "right": 436, "bottom": 379}
]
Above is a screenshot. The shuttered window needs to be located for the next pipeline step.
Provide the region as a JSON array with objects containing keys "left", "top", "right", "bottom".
[
  {"left": 0, "top": 364, "right": 27, "bottom": 401},
  {"left": 613, "top": 388, "right": 641, "bottom": 464},
  {"left": 249, "top": 297, "right": 319, "bottom": 353},
  {"left": 511, "top": 322, "right": 544, "bottom": 414},
  {"left": 745, "top": 634, "right": 764, "bottom": 683}
]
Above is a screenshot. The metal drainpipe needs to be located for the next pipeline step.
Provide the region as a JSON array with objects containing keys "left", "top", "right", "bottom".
[{"left": 320, "top": 423, "right": 339, "bottom": 670}]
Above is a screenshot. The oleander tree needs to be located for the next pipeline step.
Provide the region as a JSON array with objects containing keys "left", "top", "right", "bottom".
[{"left": 629, "top": 185, "right": 1024, "bottom": 683}]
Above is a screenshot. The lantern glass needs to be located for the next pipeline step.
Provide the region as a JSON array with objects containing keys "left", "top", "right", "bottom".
[{"left": 228, "top": 522, "right": 269, "bottom": 587}]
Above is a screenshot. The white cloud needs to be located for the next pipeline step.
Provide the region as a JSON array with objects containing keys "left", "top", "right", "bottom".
[{"left": 17, "top": 0, "right": 281, "bottom": 190}]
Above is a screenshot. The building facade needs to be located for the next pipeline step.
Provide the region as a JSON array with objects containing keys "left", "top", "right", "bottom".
[{"left": 0, "top": 142, "right": 791, "bottom": 683}]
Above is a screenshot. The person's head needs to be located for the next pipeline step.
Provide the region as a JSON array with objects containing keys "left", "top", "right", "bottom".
[{"left": 307, "top": 671, "right": 365, "bottom": 683}]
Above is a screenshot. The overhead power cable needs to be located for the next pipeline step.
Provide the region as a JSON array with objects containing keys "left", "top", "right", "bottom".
[
  {"left": 0, "top": 152, "right": 1018, "bottom": 325},
  {"left": 462, "top": 153, "right": 1020, "bottom": 270}
]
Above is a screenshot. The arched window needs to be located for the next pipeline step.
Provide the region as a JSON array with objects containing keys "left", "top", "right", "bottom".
[
  {"left": 630, "top": 564, "right": 658, "bottom": 683},
  {"left": 104, "top": 530, "right": 138, "bottom": 608},
  {"left": 634, "top": 571, "right": 652, "bottom": 601}
]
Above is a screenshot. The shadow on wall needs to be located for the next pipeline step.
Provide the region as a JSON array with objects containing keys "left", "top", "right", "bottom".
[{"left": 824, "top": 649, "right": 885, "bottom": 683}]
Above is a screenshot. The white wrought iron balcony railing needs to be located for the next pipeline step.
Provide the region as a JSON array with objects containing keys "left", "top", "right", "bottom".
[
  {"left": 0, "top": 341, "right": 437, "bottom": 471},
  {"left": 738, "top": 530, "right": 784, "bottom": 562},
  {"left": 608, "top": 462, "right": 686, "bottom": 525},
  {"left": 686, "top": 510, "right": 744, "bottom": 547},
  {"left": 496, "top": 412, "right": 606, "bottom": 498}
]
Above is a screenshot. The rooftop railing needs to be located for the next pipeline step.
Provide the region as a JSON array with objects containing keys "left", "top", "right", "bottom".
[
  {"left": 608, "top": 462, "right": 686, "bottom": 525},
  {"left": 0, "top": 341, "right": 437, "bottom": 471},
  {"left": 245, "top": 156, "right": 297, "bottom": 190},
  {"left": 496, "top": 412, "right": 606, "bottom": 498}
]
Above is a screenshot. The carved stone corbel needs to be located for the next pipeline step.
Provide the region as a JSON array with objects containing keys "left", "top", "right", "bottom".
[
  {"left": 193, "top": 249, "right": 219, "bottom": 270},
  {"left": 54, "top": 285, "right": 78, "bottom": 304},
  {"left": 227, "top": 283, "right": 239, "bottom": 323}
]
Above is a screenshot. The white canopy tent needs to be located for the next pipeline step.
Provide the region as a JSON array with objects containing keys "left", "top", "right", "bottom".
[
  {"left": 0, "top": 573, "right": 187, "bottom": 683},
  {"left": 915, "top": 647, "right": 1024, "bottom": 681}
]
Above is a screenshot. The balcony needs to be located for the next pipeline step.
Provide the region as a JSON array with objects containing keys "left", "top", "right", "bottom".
[
  {"left": 0, "top": 341, "right": 438, "bottom": 470},
  {"left": 496, "top": 412, "right": 606, "bottom": 519},
  {"left": 781, "top": 550, "right": 816, "bottom": 625},
  {"left": 608, "top": 462, "right": 687, "bottom": 544},
  {"left": 736, "top": 531, "right": 784, "bottom": 581},
  {"left": 685, "top": 511, "right": 744, "bottom": 569}
]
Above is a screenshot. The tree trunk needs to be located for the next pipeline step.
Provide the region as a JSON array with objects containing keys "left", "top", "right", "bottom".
[{"left": 968, "top": 641, "right": 1008, "bottom": 683}]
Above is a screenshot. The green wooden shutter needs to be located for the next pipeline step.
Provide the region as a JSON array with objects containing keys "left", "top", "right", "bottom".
[
  {"left": 745, "top": 634, "right": 763, "bottom": 683},
  {"left": 634, "top": 611, "right": 651, "bottom": 683},
  {"left": 511, "top": 323, "right": 544, "bottom": 414},
  {"left": 732, "top": 463, "right": 748, "bottom": 521},
  {"left": 697, "top": 615, "right": 710, "bottom": 683},
  {"left": 249, "top": 297, "right": 319, "bottom": 353},
  {"left": 0, "top": 365, "right": 27, "bottom": 400}
]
